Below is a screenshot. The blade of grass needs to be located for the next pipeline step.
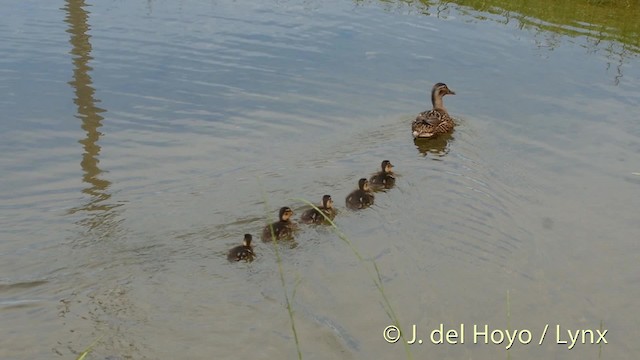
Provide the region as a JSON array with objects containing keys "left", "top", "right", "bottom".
[
  {"left": 75, "top": 335, "right": 104, "bottom": 360},
  {"left": 292, "top": 197, "right": 413, "bottom": 360},
  {"left": 262, "top": 188, "right": 303, "bottom": 360},
  {"left": 599, "top": 320, "right": 604, "bottom": 359},
  {"left": 506, "top": 290, "right": 511, "bottom": 360}
]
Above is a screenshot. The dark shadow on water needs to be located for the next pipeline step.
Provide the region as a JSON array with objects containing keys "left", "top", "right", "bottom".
[
  {"left": 413, "top": 133, "right": 453, "bottom": 158},
  {"left": 63, "top": 0, "right": 123, "bottom": 236}
]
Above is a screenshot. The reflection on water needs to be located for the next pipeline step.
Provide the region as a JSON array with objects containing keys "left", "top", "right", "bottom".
[
  {"left": 449, "top": 0, "right": 639, "bottom": 83},
  {"left": 1, "top": 0, "right": 639, "bottom": 359},
  {"left": 381, "top": 0, "right": 639, "bottom": 84},
  {"left": 413, "top": 133, "right": 453, "bottom": 157},
  {"left": 63, "top": 0, "right": 121, "bottom": 233}
]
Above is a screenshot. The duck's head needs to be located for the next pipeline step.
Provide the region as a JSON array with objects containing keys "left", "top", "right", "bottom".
[
  {"left": 279, "top": 206, "right": 294, "bottom": 221},
  {"left": 432, "top": 82, "right": 455, "bottom": 97},
  {"left": 358, "top": 178, "right": 370, "bottom": 191},
  {"left": 243, "top": 234, "right": 253, "bottom": 247},
  {"left": 381, "top": 160, "right": 394, "bottom": 174},
  {"left": 322, "top": 195, "right": 334, "bottom": 209},
  {"left": 431, "top": 82, "right": 455, "bottom": 108}
]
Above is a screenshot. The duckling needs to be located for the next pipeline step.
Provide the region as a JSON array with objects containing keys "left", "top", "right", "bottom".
[
  {"left": 412, "top": 82, "right": 456, "bottom": 139},
  {"left": 262, "top": 206, "right": 296, "bottom": 242},
  {"left": 345, "top": 178, "right": 374, "bottom": 210},
  {"left": 227, "top": 234, "right": 255, "bottom": 262},
  {"left": 369, "top": 160, "right": 395, "bottom": 190},
  {"left": 301, "top": 195, "right": 336, "bottom": 224}
]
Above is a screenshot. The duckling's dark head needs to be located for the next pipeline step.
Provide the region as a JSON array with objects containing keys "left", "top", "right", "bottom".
[
  {"left": 243, "top": 234, "right": 253, "bottom": 247},
  {"left": 381, "top": 160, "right": 394, "bottom": 173},
  {"left": 322, "top": 195, "right": 333, "bottom": 209},
  {"left": 358, "top": 178, "right": 370, "bottom": 191},
  {"left": 279, "top": 206, "right": 293, "bottom": 221}
]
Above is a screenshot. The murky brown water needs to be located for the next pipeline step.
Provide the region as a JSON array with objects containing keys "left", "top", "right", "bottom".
[{"left": 1, "top": 0, "right": 639, "bottom": 359}]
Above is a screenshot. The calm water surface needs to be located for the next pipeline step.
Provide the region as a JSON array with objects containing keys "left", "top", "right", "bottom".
[{"left": 1, "top": 0, "right": 639, "bottom": 359}]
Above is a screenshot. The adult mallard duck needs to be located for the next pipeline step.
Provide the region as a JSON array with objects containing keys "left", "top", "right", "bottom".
[
  {"left": 262, "top": 206, "right": 296, "bottom": 242},
  {"left": 369, "top": 160, "right": 395, "bottom": 190},
  {"left": 301, "top": 195, "right": 336, "bottom": 224},
  {"left": 227, "top": 234, "right": 255, "bottom": 262},
  {"left": 346, "top": 178, "right": 374, "bottom": 210},
  {"left": 412, "top": 82, "right": 456, "bottom": 139}
]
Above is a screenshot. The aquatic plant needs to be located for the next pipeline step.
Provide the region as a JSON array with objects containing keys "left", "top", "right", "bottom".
[
  {"left": 75, "top": 335, "right": 103, "bottom": 360},
  {"left": 262, "top": 192, "right": 303, "bottom": 360},
  {"left": 293, "top": 197, "right": 414, "bottom": 360}
]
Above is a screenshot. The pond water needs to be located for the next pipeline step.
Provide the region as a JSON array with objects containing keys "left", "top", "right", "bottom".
[{"left": 1, "top": 0, "right": 639, "bottom": 359}]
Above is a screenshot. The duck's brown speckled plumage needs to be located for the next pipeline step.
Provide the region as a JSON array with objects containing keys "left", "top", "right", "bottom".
[
  {"left": 412, "top": 83, "right": 456, "bottom": 139},
  {"left": 262, "top": 207, "right": 296, "bottom": 242},
  {"left": 227, "top": 234, "right": 255, "bottom": 262},
  {"left": 301, "top": 195, "right": 336, "bottom": 224},
  {"left": 369, "top": 160, "right": 395, "bottom": 190},
  {"left": 345, "top": 178, "right": 374, "bottom": 210}
]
